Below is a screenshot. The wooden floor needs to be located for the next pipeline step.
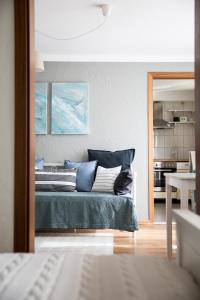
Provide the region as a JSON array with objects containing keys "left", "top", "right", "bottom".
[
  {"left": 36, "top": 224, "right": 176, "bottom": 258},
  {"left": 114, "top": 224, "right": 176, "bottom": 257}
]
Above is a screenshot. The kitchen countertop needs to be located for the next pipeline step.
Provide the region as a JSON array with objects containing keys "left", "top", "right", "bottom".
[
  {"left": 154, "top": 159, "right": 189, "bottom": 162},
  {"left": 164, "top": 172, "right": 195, "bottom": 179}
]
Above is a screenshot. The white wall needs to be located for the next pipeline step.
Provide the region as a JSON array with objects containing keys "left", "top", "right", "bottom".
[
  {"left": 0, "top": 0, "right": 14, "bottom": 252},
  {"left": 36, "top": 62, "right": 193, "bottom": 220}
]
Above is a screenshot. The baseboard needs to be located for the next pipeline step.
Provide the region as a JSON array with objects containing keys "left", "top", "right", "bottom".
[{"left": 138, "top": 219, "right": 152, "bottom": 225}]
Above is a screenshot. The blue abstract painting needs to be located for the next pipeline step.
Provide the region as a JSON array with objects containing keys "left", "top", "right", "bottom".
[
  {"left": 35, "top": 82, "right": 48, "bottom": 134},
  {"left": 51, "top": 83, "right": 89, "bottom": 134}
]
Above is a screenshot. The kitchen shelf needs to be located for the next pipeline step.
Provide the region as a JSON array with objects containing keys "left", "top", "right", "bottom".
[
  {"left": 167, "top": 109, "right": 194, "bottom": 112},
  {"left": 168, "top": 121, "right": 195, "bottom": 124}
]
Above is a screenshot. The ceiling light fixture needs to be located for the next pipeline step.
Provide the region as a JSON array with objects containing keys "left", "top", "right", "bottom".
[
  {"left": 36, "top": 3, "right": 112, "bottom": 41},
  {"left": 100, "top": 3, "right": 112, "bottom": 17}
]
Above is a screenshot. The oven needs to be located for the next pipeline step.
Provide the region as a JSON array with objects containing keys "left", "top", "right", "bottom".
[{"left": 154, "top": 161, "right": 177, "bottom": 192}]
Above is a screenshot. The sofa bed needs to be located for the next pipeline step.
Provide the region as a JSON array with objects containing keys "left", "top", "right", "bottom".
[{"left": 35, "top": 149, "right": 138, "bottom": 232}]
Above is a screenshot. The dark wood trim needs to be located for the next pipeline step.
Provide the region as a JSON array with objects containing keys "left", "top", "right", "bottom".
[
  {"left": 195, "top": 0, "right": 200, "bottom": 215},
  {"left": 148, "top": 72, "right": 194, "bottom": 223},
  {"left": 14, "top": 0, "right": 35, "bottom": 252}
]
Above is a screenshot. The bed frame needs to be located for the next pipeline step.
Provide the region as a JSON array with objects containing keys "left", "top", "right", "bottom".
[{"left": 174, "top": 209, "right": 200, "bottom": 285}]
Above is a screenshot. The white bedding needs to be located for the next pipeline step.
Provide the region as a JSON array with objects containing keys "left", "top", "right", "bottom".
[{"left": 0, "top": 253, "right": 200, "bottom": 300}]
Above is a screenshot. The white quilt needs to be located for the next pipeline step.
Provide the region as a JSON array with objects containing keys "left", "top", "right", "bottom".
[{"left": 0, "top": 253, "right": 200, "bottom": 300}]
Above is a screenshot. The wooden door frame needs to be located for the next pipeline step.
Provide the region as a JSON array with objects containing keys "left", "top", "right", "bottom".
[
  {"left": 14, "top": 0, "right": 200, "bottom": 251},
  {"left": 14, "top": 0, "right": 35, "bottom": 252},
  {"left": 195, "top": 0, "right": 200, "bottom": 215},
  {"left": 148, "top": 72, "right": 194, "bottom": 223}
]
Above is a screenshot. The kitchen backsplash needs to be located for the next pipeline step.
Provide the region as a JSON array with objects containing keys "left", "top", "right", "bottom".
[{"left": 153, "top": 101, "right": 195, "bottom": 160}]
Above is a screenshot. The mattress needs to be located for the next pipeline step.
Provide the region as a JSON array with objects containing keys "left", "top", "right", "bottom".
[
  {"left": 35, "top": 191, "right": 138, "bottom": 231},
  {"left": 0, "top": 254, "right": 199, "bottom": 300}
]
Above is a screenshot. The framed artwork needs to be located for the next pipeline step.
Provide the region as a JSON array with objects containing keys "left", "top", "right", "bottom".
[
  {"left": 35, "top": 82, "right": 48, "bottom": 134},
  {"left": 51, "top": 82, "right": 89, "bottom": 134}
]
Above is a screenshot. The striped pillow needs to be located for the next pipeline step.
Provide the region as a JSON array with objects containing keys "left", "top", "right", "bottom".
[
  {"left": 92, "top": 165, "right": 121, "bottom": 192},
  {"left": 35, "top": 169, "right": 77, "bottom": 192}
]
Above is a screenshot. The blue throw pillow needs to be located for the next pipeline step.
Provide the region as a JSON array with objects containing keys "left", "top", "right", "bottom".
[
  {"left": 35, "top": 158, "right": 44, "bottom": 170},
  {"left": 64, "top": 160, "right": 98, "bottom": 192},
  {"left": 88, "top": 149, "right": 135, "bottom": 170}
]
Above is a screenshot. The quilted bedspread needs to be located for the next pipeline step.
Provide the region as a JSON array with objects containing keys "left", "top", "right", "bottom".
[{"left": 0, "top": 253, "right": 200, "bottom": 300}]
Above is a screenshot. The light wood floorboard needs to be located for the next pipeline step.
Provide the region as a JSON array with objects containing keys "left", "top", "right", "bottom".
[
  {"left": 113, "top": 224, "right": 176, "bottom": 257},
  {"left": 36, "top": 224, "right": 176, "bottom": 258}
]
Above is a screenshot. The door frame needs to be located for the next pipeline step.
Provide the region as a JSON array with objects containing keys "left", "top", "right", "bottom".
[
  {"left": 148, "top": 72, "right": 194, "bottom": 223},
  {"left": 14, "top": 0, "right": 200, "bottom": 251},
  {"left": 14, "top": 0, "right": 35, "bottom": 252},
  {"left": 195, "top": 0, "right": 200, "bottom": 215}
]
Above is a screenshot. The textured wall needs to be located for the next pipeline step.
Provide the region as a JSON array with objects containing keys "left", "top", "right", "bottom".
[
  {"left": 36, "top": 62, "right": 193, "bottom": 220},
  {"left": 0, "top": 0, "right": 14, "bottom": 251},
  {"left": 154, "top": 101, "right": 195, "bottom": 160}
]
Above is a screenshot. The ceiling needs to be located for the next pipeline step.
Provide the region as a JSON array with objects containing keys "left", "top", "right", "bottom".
[
  {"left": 153, "top": 79, "right": 195, "bottom": 92},
  {"left": 35, "top": 0, "right": 194, "bottom": 62},
  {"left": 153, "top": 79, "right": 195, "bottom": 102}
]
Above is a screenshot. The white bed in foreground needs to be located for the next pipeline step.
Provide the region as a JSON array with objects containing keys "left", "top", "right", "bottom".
[{"left": 0, "top": 210, "right": 200, "bottom": 300}]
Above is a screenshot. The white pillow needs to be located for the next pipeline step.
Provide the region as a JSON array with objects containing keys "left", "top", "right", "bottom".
[{"left": 92, "top": 165, "right": 121, "bottom": 192}]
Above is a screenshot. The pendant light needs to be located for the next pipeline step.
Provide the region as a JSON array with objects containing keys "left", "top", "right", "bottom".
[{"left": 36, "top": 3, "right": 112, "bottom": 41}]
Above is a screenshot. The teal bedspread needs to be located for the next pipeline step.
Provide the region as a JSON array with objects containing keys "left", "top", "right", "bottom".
[{"left": 35, "top": 192, "right": 138, "bottom": 232}]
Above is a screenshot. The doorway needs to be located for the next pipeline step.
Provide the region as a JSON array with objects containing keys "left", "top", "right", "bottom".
[
  {"left": 14, "top": 1, "right": 200, "bottom": 252},
  {"left": 148, "top": 72, "right": 194, "bottom": 223}
]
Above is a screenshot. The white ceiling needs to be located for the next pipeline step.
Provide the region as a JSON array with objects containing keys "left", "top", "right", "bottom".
[
  {"left": 153, "top": 79, "right": 195, "bottom": 102},
  {"left": 35, "top": 0, "right": 194, "bottom": 62},
  {"left": 153, "top": 79, "right": 195, "bottom": 92}
]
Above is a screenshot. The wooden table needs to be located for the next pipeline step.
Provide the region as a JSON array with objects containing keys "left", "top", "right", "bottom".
[{"left": 164, "top": 173, "right": 196, "bottom": 259}]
